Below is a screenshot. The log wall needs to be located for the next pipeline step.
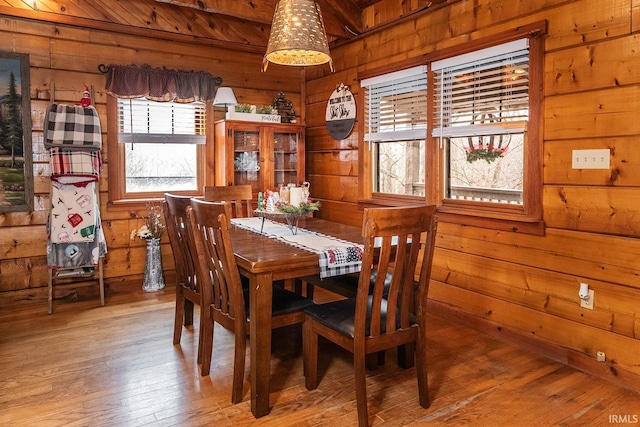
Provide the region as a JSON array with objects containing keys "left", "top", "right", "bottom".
[
  {"left": 0, "top": 11, "right": 303, "bottom": 304},
  {"left": 2, "top": 0, "right": 640, "bottom": 393},
  {"left": 305, "top": 0, "right": 640, "bottom": 388}
]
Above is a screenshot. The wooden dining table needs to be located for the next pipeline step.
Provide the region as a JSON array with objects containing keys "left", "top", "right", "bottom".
[{"left": 228, "top": 216, "right": 363, "bottom": 418}]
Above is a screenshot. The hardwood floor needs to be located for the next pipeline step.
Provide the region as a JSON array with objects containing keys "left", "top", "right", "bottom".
[{"left": 1, "top": 285, "right": 639, "bottom": 426}]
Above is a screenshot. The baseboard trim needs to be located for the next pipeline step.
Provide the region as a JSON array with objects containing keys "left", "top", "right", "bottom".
[
  {"left": 428, "top": 299, "right": 640, "bottom": 395},
  {"left": 0, "top": 272, "right": 176, "bottom": 308}
]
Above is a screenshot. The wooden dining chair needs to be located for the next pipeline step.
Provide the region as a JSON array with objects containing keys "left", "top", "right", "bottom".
[
  {"left": 302, "top": 205, "right": 438, "bottom": 427},
  {"left": 205, "top": 184, "right": 307, "bottom": 295},
  {"left": 163, "top": 194, "right": 203, "bottom": 362},
  {"left": 188, "top": 198, "right": 315, "bottom": 403},
  {"left": 203, "top": 185, "right": 253, "bottom": 218}
]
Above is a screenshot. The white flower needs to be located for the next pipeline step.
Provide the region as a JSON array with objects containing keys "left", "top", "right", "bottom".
[
  {"left": 130, "top": 204, "right": 165, "bottom": 240},
  {"left": 137, "top": 225, "right": 153, "bottom": 239}
]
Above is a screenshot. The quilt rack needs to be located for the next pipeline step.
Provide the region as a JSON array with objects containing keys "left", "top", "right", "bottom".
[{"left": 45, "top": 85, "right": 107, "bottom": 314}]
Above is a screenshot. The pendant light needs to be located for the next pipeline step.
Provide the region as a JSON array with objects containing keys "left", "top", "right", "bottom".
[{"left": 262, "top": 0, "right": 334, "bottom": 72}]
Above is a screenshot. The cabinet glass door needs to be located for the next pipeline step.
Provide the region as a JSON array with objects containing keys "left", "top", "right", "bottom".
[
  {"left": 273, "top": 131, "right": 298, "bottom": 187},
  {"left": 233, "top": 130, "right": 261, "bottom": 191}
]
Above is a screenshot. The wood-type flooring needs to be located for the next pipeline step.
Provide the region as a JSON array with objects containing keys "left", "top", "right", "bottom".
[{"left": 1, "top": 285, "right": 639, "bottom": 426}]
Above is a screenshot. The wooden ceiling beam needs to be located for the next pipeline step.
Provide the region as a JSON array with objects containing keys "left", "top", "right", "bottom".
[
  {"left": 318, "top": 0, "right": 363, "bottom": 35},
  {"left": 155, "top": 0, "right": 277, "bottom": 25},
  {"left": 0, "top": 5, "right": 267, "bottom": 54}
]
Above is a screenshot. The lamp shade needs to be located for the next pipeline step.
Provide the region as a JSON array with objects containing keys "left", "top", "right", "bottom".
[
  {"left": 263, "top": 0, "right": 334, "bottom": 72},
  {"left": 213, "top": 87, "right": 238, "bottom": 107}
]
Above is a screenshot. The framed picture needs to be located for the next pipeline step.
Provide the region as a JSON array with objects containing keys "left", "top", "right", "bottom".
[{"left": 0, "top": 51, "right": 33, "bottom": 213}]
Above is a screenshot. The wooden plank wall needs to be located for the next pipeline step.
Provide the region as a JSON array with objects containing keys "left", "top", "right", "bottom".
[
  {"left": 2, "top": 0, "right": 640, "bottom": 393},
  {"left": 0, "top": 10, "right": 303, "bottom": 304},
  {"left": 305, "top": 0, "right": 640, "bottom": 388}
]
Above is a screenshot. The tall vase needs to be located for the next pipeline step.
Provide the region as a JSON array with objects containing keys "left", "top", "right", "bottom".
[{"left": 143, "top": 238, "right": 165, "bottom": 292}]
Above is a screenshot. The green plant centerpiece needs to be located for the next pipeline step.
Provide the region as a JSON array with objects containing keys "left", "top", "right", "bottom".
[
  {"left": 276, "top": 200, "right": 320, "bottom": 234},
  {"left": 276, "top": 200, "right": 320, "bottom": 215}
]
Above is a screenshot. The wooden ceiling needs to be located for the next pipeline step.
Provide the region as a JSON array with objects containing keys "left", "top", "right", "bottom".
[
  {"left": 153, "top": 0, "right": 382, "bottom": 43},
  {"left": 152, "top": 0, "right": 449, "bottom": 45},
  {"left": 1, "top": 0, "right": 450, "bottom": 53}
]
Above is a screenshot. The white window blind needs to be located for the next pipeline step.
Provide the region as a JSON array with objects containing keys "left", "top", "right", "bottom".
[
  {"left": 432, "top": 39, "right": 529, "bottom": 138},
  {"left": 118, "top": 98, "right": 206, "bottom": 144},
  {"left": 362, "top": 65, "right": 428, "bottom": 142}
]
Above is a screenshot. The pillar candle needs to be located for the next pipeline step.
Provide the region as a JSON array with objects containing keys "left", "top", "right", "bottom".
[
  {"left": 280, "top": 187, "right": 290, "bottom": 203},
  {"left": 289, "top": 187, "right": 303, "bottom": 207}
]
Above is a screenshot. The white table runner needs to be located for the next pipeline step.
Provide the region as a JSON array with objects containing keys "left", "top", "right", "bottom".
[{"left": 231, "top": 217, "right": 363, "bottom": 278}]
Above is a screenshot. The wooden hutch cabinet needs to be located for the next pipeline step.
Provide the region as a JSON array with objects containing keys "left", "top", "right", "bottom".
[{"left": 213, "top": 120, "right": 305, "bottom": 193}]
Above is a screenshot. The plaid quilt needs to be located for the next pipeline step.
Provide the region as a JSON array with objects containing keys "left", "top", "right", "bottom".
[
  {"left": 44, "top": 104, "right": 102, "bottom": 150},
  {"left": 49, "top": 147, "right": 102, "bottom": 184}
]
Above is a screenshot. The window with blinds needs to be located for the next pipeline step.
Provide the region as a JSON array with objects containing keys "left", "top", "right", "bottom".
[
  {"left": 431, "top": 39, "right": 529, "bottom": 139},
  {"left": 362, "top": 65, "right": 428, "bottom": 142},
  {"left": 432, "top": 39, "right": 529, "bottom": 205},
  {"left": 362, "top": 66, "right": 427, "bottom": 196},
  {"left": 117, "top": 98, "right": 206, "bottom": 144},
  {"left": 116, "top": 97, "right": 204, "bottom": 194}
]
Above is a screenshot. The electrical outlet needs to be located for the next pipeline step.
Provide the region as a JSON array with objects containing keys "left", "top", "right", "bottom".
[
  {"left": 580, "top": 289, "right": 594, "bottom": 310},
  {"left": 597, "top": 351, "right": 606, "bottom": 362},
  {"left": 572, "top": 149, "right": 610, "bottom": 169}
]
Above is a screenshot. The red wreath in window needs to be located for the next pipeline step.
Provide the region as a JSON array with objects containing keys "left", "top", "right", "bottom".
[{"left": 463, "top": 112, "right": 511, "bottom": 164}]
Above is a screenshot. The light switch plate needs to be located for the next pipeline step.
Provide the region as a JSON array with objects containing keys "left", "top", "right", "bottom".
[{"left": 572, "top": 149, "right": 610, "bottom": 169}]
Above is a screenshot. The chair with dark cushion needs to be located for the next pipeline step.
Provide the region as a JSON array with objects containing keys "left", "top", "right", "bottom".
[
  {"left": 188, "top": 198, "right": 315, "bottom": 403},
  {"left": 164, "top": 194, "right": 202, "bottom": 362},
  {"left": 302, "top": 205, "right": 438, "bottom": 427}
]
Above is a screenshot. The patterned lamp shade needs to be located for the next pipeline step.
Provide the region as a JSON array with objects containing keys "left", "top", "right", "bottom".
[{"left": 262, "top": 0, "right": 334, "bottom": 72}]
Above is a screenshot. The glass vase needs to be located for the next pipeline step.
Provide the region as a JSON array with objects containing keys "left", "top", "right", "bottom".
[{"left": 143, "top": 238, "right": 165, "bottom": 292}]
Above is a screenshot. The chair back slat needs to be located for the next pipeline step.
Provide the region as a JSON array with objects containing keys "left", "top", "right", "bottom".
[
  {"left": 203, "top": 185, "right": 253, "bottom": 218},
  {"left": 189, "top": 199, "right": 247, "bottom": 334},
  {"left": 163, "top": 194, "right": 198, "bottom": 293},
  {"left": 416, "top": 210, "right": 438, "bottom": 324},
  {"left": 355, "top": 205, "right": 438, "bottom": 340}
]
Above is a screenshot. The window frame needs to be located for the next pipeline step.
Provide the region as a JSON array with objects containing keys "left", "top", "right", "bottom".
[
  {"left": 106, "top": 95, "right": 211, "bottom": 207},
  {"left": 358, "top": 22, "right": 547, "bottom": 234},
  {"left": 361, "top": 65, "right": 428, "bottom": 197}
]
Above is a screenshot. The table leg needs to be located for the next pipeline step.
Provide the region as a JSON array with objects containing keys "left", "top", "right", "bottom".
[{"left": 250, "top": 272, "right": 273, "bottom": 417}]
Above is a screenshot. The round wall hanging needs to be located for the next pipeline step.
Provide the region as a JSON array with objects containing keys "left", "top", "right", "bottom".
[{"left": 325, "top": 83, "right": 356, "bottom": 140}]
